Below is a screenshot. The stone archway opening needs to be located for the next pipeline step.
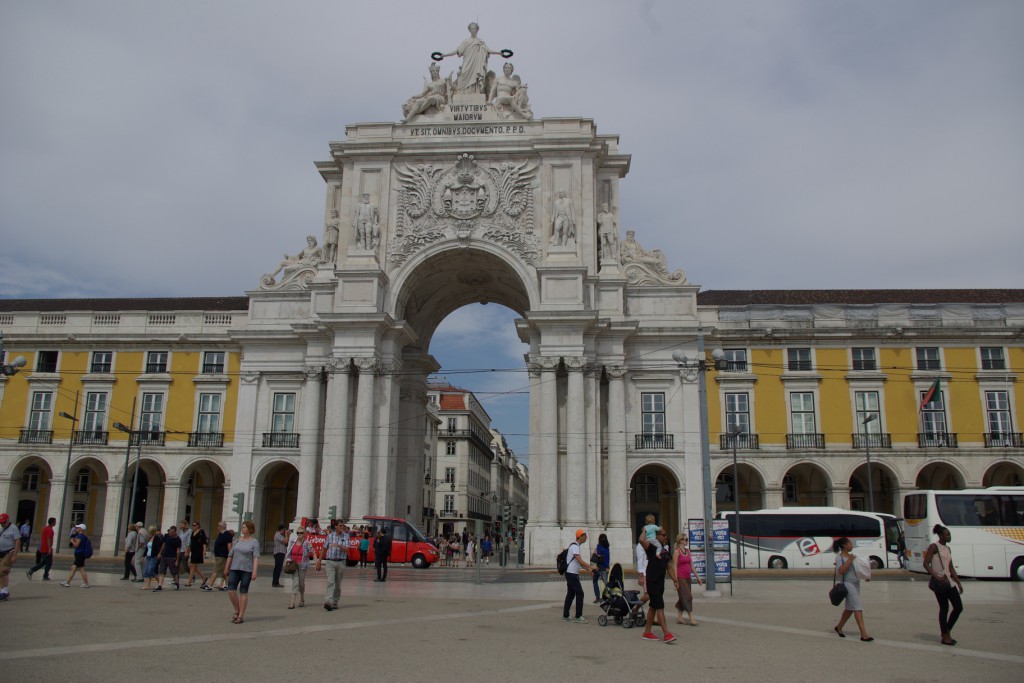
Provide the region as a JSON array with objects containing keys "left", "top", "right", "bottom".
[
  {"left": 983, "top": 461, "right": 1024, "bottom": 487},
  {"left": 126, "top": 460, "right": 166, "bottom": 529},
  {"left": 257, "top": 462, "right": 298, "bottom": 546},
  {"left": 8, "top": 456, "right": 53, "bottom": 544},
  {"left": 916, "top": 462, "right": 964, "bottom": 490},
  {"left": 629, "top": 464, "right": 680, "bottom": 543},
  {"left": 715, "top": 464, "right": 765, "bottom": 512},
  {"left": 179, "top": 460, "right": 226, "bottom": 535},
  {"left": 781, "top": 463, "right": 831, "bottom": 507},
  {"left": 66, "top": 457, "right": 109, "bottom": 549},
  {"left": 849, "top": 462, "right": 899, "bottom": 515}
]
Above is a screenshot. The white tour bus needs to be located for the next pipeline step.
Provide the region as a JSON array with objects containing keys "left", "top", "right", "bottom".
[
  {"left": 902, "top": 487, "right": 1024, "bottom": 580},
  {"left": 718, "top": 507, "right": 902, "bottom": 570}
]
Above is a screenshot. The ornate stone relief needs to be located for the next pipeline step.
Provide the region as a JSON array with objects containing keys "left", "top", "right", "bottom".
[
  {"left": 353, "top": 357, "right": 378, "bottom": 373},
  {"left": 529, "top": 355, "right": 561, "bottom": 373},
  {"left": 619, "top": 229, "right": 687, "bottom": 286},
  {"left": 563, "top": 357, "right": 588, "bottom": 373},
  {"left": 239, "top": 371, "right": 260, "bottom": 384},
  {"left": 327, "top": 358, "right": 351, "bottom": 374},
  {"left": 605, "top": 365, "right": 628, "bottom": 380},
  {"left": 389, "top": 154, "right": 540, "bottom": 267},
  {"left": 260, "top": 236, "right": 325, "bottom": 290}
]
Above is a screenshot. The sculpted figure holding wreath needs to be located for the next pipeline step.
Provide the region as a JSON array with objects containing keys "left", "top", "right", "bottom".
[{"left": 434, "top": 23, "right": 507, "bottom": 96}]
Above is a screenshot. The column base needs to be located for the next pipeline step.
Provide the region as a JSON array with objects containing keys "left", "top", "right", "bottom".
[{"left": 524, "top": 523, "right": 635, "bottom": 568}]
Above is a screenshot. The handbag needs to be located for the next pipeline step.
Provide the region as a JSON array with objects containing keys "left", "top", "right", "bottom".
[
  {"left": 283, "top": 543, "right": 301, "bottom": 574},
  {"left": 829, "top": 561, "right": 848, "bottom": 606}
]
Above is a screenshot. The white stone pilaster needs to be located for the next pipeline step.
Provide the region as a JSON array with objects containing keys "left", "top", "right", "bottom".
[
  {"left": 349, "top": 358, "right": 377, "bottom": 519},
  {"left": 565, "top": 357, "right": 586, "bottom": 525},
  {"left": 226, "top": 371, "right": 260, "bottom": 522},
  {"left": 606, "top": 366, "right": 628, "bottom": 528},
  {"left": 536, "top": 356, "right": 559, "bottom": 524},
  {"left": 160, "top": 481, "right": 184, "bottom": 531},
  {"left": 319, "top": 361, "right": 352, "bottom": 518},
  {"left": 99, "top": 482, "right": 123, "bottom": 553},
  {"left": 373, "top": 367, "right": 400, "bottom": 516},
  {"left": 295, "top": 366, "right": 324, "bottom": 522}
]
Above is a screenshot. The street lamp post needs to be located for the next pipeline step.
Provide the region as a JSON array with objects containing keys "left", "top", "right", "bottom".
[
  {"left": 57, "top": 392, "right": 80, "bottom": 549},
  {"left": 862, "top": 414, "right": 879, "bottom": 512},
  {"left": 673, "top": 327, "right": 727, "bottom": 595},
  {"left": 729, "top": 424, "right": 744, "bottom": 570}
]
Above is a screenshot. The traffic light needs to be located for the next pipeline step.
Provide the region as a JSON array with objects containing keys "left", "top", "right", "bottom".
[
  {"left": 502, "top": 503, "right": 511, "bottom": 520},
  {"left": 328, "top": 505, "right": 337, "bottom": 520},
  {"left": 243, "top": 512, "right": 253, "bottom": 522},
  {"left": 517, "top": 516, "right": 525, "bottom": 528},
  {"left": 232, "top": 492, "right": 245, "bottom": 515}
]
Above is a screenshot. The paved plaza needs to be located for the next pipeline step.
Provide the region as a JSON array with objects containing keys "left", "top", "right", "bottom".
[{"left": 2, "top": 561, "right": 1022, "bottom": 682}]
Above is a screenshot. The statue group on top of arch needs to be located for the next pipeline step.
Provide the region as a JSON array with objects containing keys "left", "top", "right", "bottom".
[
  {"left": 402, "top": 22, "right": 532, "bottom": 122},
  {"left": 260, "top": 235, "right": 324, "bottom": 290},
  {"left": 619, "top": 229, "right": 687, "bottom": 285}
]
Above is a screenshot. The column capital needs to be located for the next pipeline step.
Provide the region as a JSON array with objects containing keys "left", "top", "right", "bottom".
[
  {"left": 353, "top": 357, "right": 378, "bottom": 373},
  {"left": 239, "top": 371, "right": 260, "bottom": 384},
  {"left": 327, "top": 358, "right": 352, "bottom": 375},
  {"left": 304, "top": 365, "right": 324, "bottom": 381},
  {"left": 564, "top": 357, "right": 588, "bottom": 373},
  {"left": 529, "top": 355, "right": 560, "bottom": 372},
  {"left": 605, "top": 365, "right": 627, "bottom": 380}
]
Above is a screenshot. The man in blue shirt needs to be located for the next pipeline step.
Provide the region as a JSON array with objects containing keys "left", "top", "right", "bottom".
[{"left": 318, "top": 520, "right": 350, "bottom": 610}]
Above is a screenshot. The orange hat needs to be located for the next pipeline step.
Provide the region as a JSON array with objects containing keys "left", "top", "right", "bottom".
[{"left": 575, "top": 528, "right": 587, "bottom": 539}]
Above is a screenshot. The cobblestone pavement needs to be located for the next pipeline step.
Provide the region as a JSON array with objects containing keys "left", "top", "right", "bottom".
[{"left": 2, "top": 560, "right": 1021, "bottom": 682}]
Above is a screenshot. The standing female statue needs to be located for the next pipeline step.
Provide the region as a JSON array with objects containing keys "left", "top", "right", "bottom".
[{"left": 436, "top": 23, "right": 503, "bottom": 96}]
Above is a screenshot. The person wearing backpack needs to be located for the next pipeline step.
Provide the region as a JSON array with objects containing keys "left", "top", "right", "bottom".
[
  {"left": 562, "top": 529, "right": 595, "bottom": 624},
  {"left": 60, "top": 523, "right": 92, "bottom": 588}
]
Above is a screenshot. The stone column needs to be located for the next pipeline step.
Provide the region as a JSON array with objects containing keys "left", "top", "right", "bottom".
[
  {"left": 295, "top": 366, "right": 325, "bottom": 521},
  {"left": 565, "top": 357, "right": 587, "bottom": 526},
  {"left": 606, "top": 366, "right": 628, "bottom": 528},
  {"left": 348, "top": 357, "right": 377, "bottom": 520},
  {"left": 536, "top": 356, "right": 560, "bottom": 524},
  {"left": 585, "top": 364, "right": 600, "bottom": 524},
  {"left": 46, "top": 474, "right": 71, "bottom": 539},
  {"left": 676, "top": 486, "right": 687, "bottom": 532},
  {"left": 226, "top": 371, "right": 260, "bottom": 522},
  {"left": 99, "top": 481, "right": 123, "bottom": 553},
  {"left": 830, "top": 486, "right": 851, "bottom": 510},
  {"left": 764, "top": 486, "right": 784, "bottom": 509},
  {"left": 373, "top": 366, "right": 400, "bottom": 516},
  {"left": 161, "top": 480, "right": 184, "bottom": 530},
  {"left": 319, "top": 360, "right": 352, "bottom": 519}
]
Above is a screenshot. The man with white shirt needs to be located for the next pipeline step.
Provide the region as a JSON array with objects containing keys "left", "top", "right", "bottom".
[
  {"left": 562, "top": 529, "right": 595, "bottom": 623},
  {"left": 176, "top": 519, "right": 192, "bottom": 584}
]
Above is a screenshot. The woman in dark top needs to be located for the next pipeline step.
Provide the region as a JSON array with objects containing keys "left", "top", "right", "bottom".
[
  {"left": 591, "top": 533, "right": 611, "bottom": 602},
  {"left": 638, "top": 527, "right": 679, "bottom": 643},
  {"left": 186, "top": 522, "right": 209, "bottom": 588}
]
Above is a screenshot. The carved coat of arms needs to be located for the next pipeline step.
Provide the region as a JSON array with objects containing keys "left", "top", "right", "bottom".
[{"left": 389, "top": 154, "right": 540, "bottom": 267}]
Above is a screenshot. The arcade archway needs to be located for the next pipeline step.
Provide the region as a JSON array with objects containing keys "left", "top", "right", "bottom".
[
  {"left": 916, "top": 462, "right": 965, "bottom": 490},
  {"left": 983, "top": 461, "right": 1024, "bottom": 487},
  {"left": 781, "top": 463, "right": 831, "bottom": 506},
  {"left": 850, "top": 462, "right": 899, "bottom": 515},
  {"left": 629, "top": 464, "right": 680, "bottom": 542}
]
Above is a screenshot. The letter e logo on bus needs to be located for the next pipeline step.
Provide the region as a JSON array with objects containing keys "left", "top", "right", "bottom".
[{"left": 797, "top": 537, "right": 821, "bottom": 557}]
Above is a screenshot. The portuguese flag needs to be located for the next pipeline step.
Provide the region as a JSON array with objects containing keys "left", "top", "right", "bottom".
[{"left": 919, "top": 378, "right": 941, "bottom": 411}]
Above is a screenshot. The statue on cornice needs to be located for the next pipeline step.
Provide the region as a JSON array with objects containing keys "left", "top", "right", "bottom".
[
  {"left": 597, "top": 203, "right": 618, "bottom": 262},
  {"left": 620, "top": 229, "right": 687, "bottom": 285},
  {"left": 323, "top": 208, "right": 340, "bottom": 264},
  {"left": 434, "top": 22, "right": 504, "bottom": 96},
  {"left": 261, "top": 235, "right": 323, "bottom": 289},
  {"left": 402, "top": 62, "right": 451, "bottom": 121},
  {"left": 489, "top": 62, "right": 532, "bottom": 120}
]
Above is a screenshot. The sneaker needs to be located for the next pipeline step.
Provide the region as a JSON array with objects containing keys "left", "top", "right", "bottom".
[
  {"left": 42, "top": 577, "right": 53, "bottom": 582},
  {"left": 153, "top": 586, "right": 163, "bottom": 592},
  {"left": 572, "top": 616, "right": 588, "bottom": 624},
  {"left": 0, "top": 593, "right": 8, "bottom": 601},
  {"left": 81, "top": 583, "right": 91, "bottom": 588},
  {"left": 562, "top": 616, "right": 571, "bottom": 622},
  {"left": 641, "top": 632, "right": 659, "bottom": 642},
  {"left": 201, "top": 585, "right": 213, "bottom": 592},
  {"left": 218, "top": 586, "right": 228, "bottom": 592},
  {"left": 664, "top": 633, "right": 677, "bottom": 643},
  {"left": 60, "top": 581, "right": 70, "bottom": 588},
  {"left": 25, "top": 569, "right": 33, "bottom": 581},
  {"left": 324, "top": 603, "right": 333, "bottom": 611}
]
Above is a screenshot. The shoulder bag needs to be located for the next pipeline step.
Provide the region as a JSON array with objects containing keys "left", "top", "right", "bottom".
[{"left": 828, "top": 558, "right": 848, "bottom": 606}]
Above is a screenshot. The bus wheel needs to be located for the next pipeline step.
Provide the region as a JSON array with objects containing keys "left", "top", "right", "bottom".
[
  {"left": 411, "top": 554, "right": 429, "bottom": 569},
  {"left": 869, "top": 556, "right": 883, "bottom": 570},
  {"left": 767, "top": 555, "right": 787, "bottom": 569},
  {"left": 1011, "top": 557, "right": 1024, "bottom": 581}
]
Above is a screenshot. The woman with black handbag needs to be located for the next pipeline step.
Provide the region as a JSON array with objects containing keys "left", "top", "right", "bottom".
[
  {"left": 923, "top": 524, "right": 964, "bottom": 646},
  {"left": 832, "top": 537, "right": 873, "bottom": 641}
]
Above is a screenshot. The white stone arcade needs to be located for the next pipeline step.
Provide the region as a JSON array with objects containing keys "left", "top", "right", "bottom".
[{"left": 235, "top": 37, "right": 703, "bottom": 564}]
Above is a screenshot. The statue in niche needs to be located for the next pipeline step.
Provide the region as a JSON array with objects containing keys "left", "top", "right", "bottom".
[
  {"left": 263, "top": 235, "right": 323, "bottom": 286},
  {"left": 550, "top": 190, "right": 576, "bottom": 248},
  {"left": 353, "top": 193, "right": 380, "bottom": 250},
  {"left": 323, "top": 208, "right": 340, "bottom": 264},
  {"left": 488, "top": 62, "right": 532, "bottom": 120},
  {"left": 402, "top": 62, "right": 451, "bottom": 121},
  {"left": 621, "top": 229, "right": 669, "bottom": 275},
  {"left": 435, "top": 22, "right": 504, "bottom": 96},
  {"left": 596, "top": 203, "right": 618, "bottom": 261}
]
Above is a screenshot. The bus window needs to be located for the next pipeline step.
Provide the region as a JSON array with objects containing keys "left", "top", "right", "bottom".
[
  {"left": 1004, "top": 496, "right": 1024, "bottom": 526},
  {"left": 937, "top": 494, "right": 998, "bottom": 526},
  {"left": 904, "top": 494, "right": 927, "bottom": 521}
]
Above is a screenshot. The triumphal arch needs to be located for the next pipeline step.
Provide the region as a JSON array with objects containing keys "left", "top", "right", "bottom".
[{"left": 234, "top": 24, "right": 705, "bottom": 563}]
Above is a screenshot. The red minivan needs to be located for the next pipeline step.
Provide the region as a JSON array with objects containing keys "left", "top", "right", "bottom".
[{"left": 346, "top": 516, "right": 440, "bottom": 569}]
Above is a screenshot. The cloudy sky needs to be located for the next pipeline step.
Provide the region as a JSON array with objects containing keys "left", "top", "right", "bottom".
[{"left": 2, "top": 1, "right": 1021, "bottom": 463}]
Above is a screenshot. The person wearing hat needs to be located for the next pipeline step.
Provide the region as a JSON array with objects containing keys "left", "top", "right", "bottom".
[
  {"left": 60, "top": 523, "right": 92, "bottom": 588},
  {"left": 26, "top": 517, "right": 56, "bottom": 581},
  {"left": 132, "top": 522, "right": 149, "bottom": 582},
  {"left": 122, "top": 523, "right": 140, "bottom": 580},
  {"left": 0, "top": 513, "right": 21, "bottom": 600},
  {"left": 562, "top": 529, "right": 595, "bottom": 624}
]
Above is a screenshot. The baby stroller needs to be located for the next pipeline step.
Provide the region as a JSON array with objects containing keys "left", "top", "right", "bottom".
[{"left": 597, "top": 563, "right": 646, "bottom": 628}]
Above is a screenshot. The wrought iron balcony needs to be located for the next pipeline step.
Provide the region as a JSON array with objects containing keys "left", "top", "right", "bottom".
[
  {"left": 634, "top": 433, "right": 675, "bottom": 450},
  {"left": 188, "top": 432, "right": 225, "bottom": 448},
  {"left": 440, "top": 510, "right": 459, "bottom": 518},
  {"left": 718, "top": 433, "right": 759, "bottom": 450},
  {"left": 918, "top": 432, "right": 958, "bottom": 448},
  {"left": 145, "top": 363, "right": 167, "bottom": 373},
  {"left": 19, "top": 429, "right": 53, "bottom": 444},
  {"left": 130, "top": 431, "right": 166, "bottom": 446},
  {"left": 984, "top": 432, "right": 1023, "bottom": 448},
  {"left": 73, "top": 430, "right": 109, "bottom": 445},
  {"left": 786, "top": 433, "right": 825, "bottom": 449},
  {"left": 262, "top": 432, "right": 299, "bottom": 448},
  {"left": 725, "top": 360, "right": 748, "bottom": 372},
  {"left": 852, "top": 433, "right": 892, "bottom": 449},
  {"left": 202, "top": 364, "right": 225, "bottom": 374}
]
